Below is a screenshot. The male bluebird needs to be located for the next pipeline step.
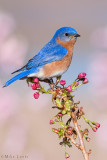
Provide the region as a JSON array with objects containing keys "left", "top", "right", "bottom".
[{"left": 3, "top": 27, "right": 80, "bottom": 87}]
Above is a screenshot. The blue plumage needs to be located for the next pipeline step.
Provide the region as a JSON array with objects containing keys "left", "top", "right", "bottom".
[
  {"left": 26, "top": 41, "right": 67, "bottom": 69},
  {"left": 3, "top": 27, "right": 80, "bottom": 87},
  {"left": 3, "top": 68, "right": 39, "bottom": 87}
]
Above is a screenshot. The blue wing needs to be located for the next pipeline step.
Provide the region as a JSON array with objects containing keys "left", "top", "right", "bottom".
[
  {"left": 20, "top": 41, "right": 68, "bottom": 71},
  {"left": 3, "top": 40, "right": 68, "bottom": 87}
]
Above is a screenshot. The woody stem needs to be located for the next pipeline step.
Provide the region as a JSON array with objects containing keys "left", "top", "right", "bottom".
[{"left": 71, "top": 112, "right": 90, "bottom": 160}]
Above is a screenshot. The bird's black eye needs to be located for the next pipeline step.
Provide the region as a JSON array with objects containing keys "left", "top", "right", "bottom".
[{"left": 65, "top": 33, "right": 69, "bottom": 36}]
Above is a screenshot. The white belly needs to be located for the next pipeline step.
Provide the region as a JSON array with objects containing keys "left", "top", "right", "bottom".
[
  {"left": 27, "top": 67, "right": 67, "bottom": 79},
  {"left": 27, "top": 68, "right": 44, "bottom": 79}
]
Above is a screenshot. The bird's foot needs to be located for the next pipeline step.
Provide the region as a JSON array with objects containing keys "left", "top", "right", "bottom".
[
  {"left": 54, "top": 76, "right": 61, "bottom": 88},
  {"left": 48, "top": 78, "right": 54, "bottom": 90}
]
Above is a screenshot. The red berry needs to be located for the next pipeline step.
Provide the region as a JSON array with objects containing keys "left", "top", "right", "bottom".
[
  {"left": 50, "top": 120, "right": 54, "bottom": 124},
  {"left": 92, "top": 127, "right": 98, "bottom": 132},
  {"left": 86, "top": 137, "right": 90, "bottom": 142},
  {"left": 60, "top": 80, "right": 66, "bottom": 86},
  {"left": 31, "top": 83, "right": 36, "bottom": 90},
  {"left": 34, "top": 78, "right": 39, "bottom": 83},
  {"left": 52, "top": 128, "right": 58, "bottom": 133},
  {"left": 95, "top": 123, "right": 100, "bottom": 128},
  {"left": 85, "top": 129, "right": 89, "bottom": 135},
  {"left": 82, "top": 78, "right": 88, "bottom": 84},
  {"left": 65, "top": 153, "right": 70, "bottom": 159},
  {"left": 78, "top": 72, "right": 86, "bottom": 79},
  {"left": 80, "top": 107, "right": 83, "bottom": 111},
  {"left": 57, "top": 113, "right": 62, "bottom": 117},
  {"left": 35, "top": 83, "right": 40, "bottom": 88},
  {"left": 66, "top": 85, "right": 72, "bottom": 92},
  {"left": 34, "top": 92, "right": 39, "bottom": 99},
  {"left": 85, "top": 129, "right": 89, "bottom": 133}
]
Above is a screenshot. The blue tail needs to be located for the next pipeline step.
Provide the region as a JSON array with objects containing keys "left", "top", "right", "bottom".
[{"left": 3, "top": 69, "right": 36, "bottom": 87}]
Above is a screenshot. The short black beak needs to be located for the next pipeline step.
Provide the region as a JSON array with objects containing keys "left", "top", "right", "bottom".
[{"left": 74, "top": 34, "right": 80, "bottom": 37}]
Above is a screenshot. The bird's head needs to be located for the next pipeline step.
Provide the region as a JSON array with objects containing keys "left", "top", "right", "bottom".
[{"left": 52, "top": 27, "right": 80, "bottom": 43}]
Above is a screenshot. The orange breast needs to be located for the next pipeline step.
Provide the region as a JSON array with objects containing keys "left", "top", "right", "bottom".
[{"left": 43, "top": 38, "right": 76, "bottom": 78}]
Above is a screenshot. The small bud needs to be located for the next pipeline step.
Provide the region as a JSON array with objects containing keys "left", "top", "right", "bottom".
[
  {"left": 78, "top": 72, "right": 86, "bottom": 79},
  {"left": 34, "top": 78, "right": 39, "bottom": 83},
  {"left": 95, "top": 123, "right": 100, "bottom": 128},
  {"left": 60, "top": 80, "right": 66, "bottom": 86},
  {"left": 75, "top": 81, "right": 79, "bottom": 86},
  {"left": 34, "top": 92, "right": 39, "bottom": 99},
  {"left": 66, "top": 85, "right": 72, "bottom": 92},
  {"left": 80, "top": 107, "right": 83, "bottom": 111},
  {"left": 82, "top": 78, "right": 88, "bottom": 84},
  {"left": 86, "top": 137, "right": 90, "bottom": 142},
  {"left": 57, "top": 112, "right": 62, "bottom": 117},
  {"left": 55, "top": 119, "right": 59, "bottom": 122},
  {"left": 77, "top": 101, "right": 80, "bottom": 104},
  {"left": 35, "top": 83, "right": 40, "bottom": 88},
  {"left": 50, "top": 120, "right": 54, "bottom": 124},
  {"left": 85, "top": 129, "right": 89, "bottom": 133},
  {"left": 56, "top": 88, "right": 61, "bottom": 93},
  {"left": 66, "top": 126, "right": 73, "bottom": 135},
  {"left": 92, "top": 127, "right": 98, "bottom": 132},
  {"left": 31, "top": 83, "right": 36, "bottom": 90},
  {"left": 84, "top": 129, "right": 89, "bottom": 135},
  {"left": 65, "top": 153, "right": 70, "bottom": 159},
  {"left": 52, "top": 128, "right": 58, "bottom": 134}
]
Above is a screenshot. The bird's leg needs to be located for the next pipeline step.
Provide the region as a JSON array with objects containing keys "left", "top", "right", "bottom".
[
  {"left": 48, "top": 78, "right": 54, "bottom": 90},
  {"left": 56, "top": 76, "right": 61, "bottom": 85},
  {"left": 39, "top": 78, "right": 53, "bottom": 84},
  {"left": 49, "top": 78, "right": 54, "bottom": 84},
  {"left": 55, "top": 76, "right": 61, "bottom": 88},
  {"left": 39, "top": 78, "right": 54, "bottom": 90}
]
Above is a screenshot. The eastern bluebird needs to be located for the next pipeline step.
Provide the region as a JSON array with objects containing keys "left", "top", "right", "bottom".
[{"left": 3, "top": 27, "right": 80, "bottom": 87}]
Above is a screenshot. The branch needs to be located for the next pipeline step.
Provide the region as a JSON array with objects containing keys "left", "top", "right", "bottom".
[
  {"left": 71, "top": 112, "right": 90, "bottom": 160},
  {"left": 29, "top": 73, "right": 100, "bottom": 160},
  {"left": 66, "top": 134, "right": 81, "bottom": 150}
]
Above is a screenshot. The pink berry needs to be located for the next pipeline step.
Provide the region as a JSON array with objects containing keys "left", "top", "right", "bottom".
[
  {"left": 50, "top": 120, "right": 54, "bottom": 124},
  {"left": 80, "top": 107, "right": 83, "bottom": 111},
  {"left": 78, "top": 72, "right": 86, "bottom": 79},
  {"left": 35, "top": 83, "right": 40, "bottom": 88},
  {"left": 34, "top": 92, "right": 39, "bottom": 99},
  {"left": 85, "top": 129, "right": 89, "bottom": 135},
  {"left": 52, "top": 128, "right": 58, "bottom": 133},
  {"left": 66, "top": 85, "right": 72, "bottom": 92},
  {"left": 57, "top": 112, "right": 62, "bottom": 117},
  {"left": 95, "top": 123, "right": 100, "bottom": 128},
  {"left": 34, "top": 78, "right": 39, "bottom": 83},
  {"left": 82, "top": 78, "right": 88, "bottom": 84},
  {"left": 55, "top": 119, "right": 59, "bottom": 122},
  {"left": 75, "top": 81, "right": 79, "bottom": 86},
  {"left": 65, "top": 153, "right": 70, "bottom": 159},
  {"left": 85, "top": 129, "right": 89, "bottom": 133},
  {"left": 60, "top": 80, "right": 66, "bottom": 86},
  {"left": 92, "top": 127, "right": 98, "bottom": 132},
  {"left": 86, "top": 137, "right": 90, "bottom": 142},
  {"left": 31, "top": 83, "right": 36, "bottom": 90}
]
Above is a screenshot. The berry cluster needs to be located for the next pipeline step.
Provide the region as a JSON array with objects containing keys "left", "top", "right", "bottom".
[{"left": 28, "top": 73, "right": 100, "bottom": 159}]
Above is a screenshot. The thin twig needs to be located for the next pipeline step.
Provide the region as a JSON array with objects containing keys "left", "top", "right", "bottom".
[
  {"left": 66, "top": 135, "right": 81, "bottom": 150},
  {"left": 71, "top": 112, "right": 89, "bottom": 160}
]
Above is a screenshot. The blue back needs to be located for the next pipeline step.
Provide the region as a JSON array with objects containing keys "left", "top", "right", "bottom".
[
  {"left": 26, "top": 27, "right": 77, "bottom": 69},
  {"left": 26, "top": 40, "right": 67, "bottom": 69}
]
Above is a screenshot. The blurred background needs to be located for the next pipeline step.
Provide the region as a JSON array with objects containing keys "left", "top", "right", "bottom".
[{"left": 0, "top": 0, "right": 107, "bottom": 159}]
